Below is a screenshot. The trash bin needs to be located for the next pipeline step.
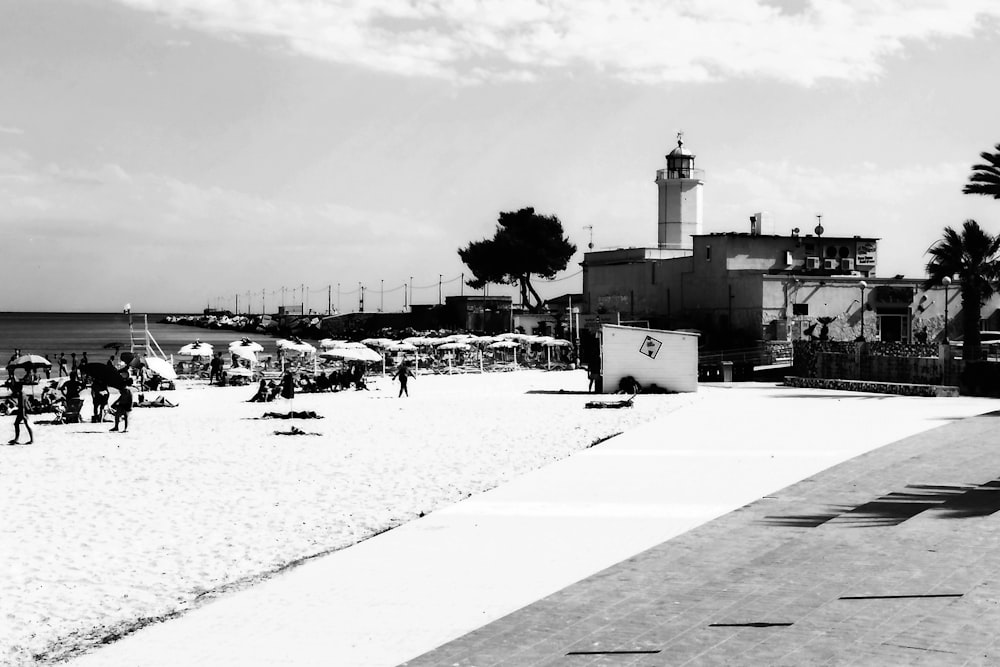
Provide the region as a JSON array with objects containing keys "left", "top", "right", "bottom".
[{"left": 721, "top": 361, "right": 733, "bottom": 383}]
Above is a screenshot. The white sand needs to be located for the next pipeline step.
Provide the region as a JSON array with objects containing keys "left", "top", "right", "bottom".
[{"left": 1, "top": 369, "right": 695, "bottom": 666}]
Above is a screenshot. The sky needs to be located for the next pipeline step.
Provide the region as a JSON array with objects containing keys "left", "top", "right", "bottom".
[{"left": 2, "top": 0, "right": 1000, "bottom": 314}]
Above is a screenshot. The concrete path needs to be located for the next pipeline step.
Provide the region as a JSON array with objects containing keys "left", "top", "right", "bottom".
[
  {"left": 408, "top": 395, "right": 1000, "bottom": 665},
  {"left": 67, "top": 384, "right": 999, "bottom": 667}
]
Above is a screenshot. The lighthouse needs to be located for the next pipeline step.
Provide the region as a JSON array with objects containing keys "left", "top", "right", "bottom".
[{"left": 655, "top": 133, "right": 704, "bottom": 250}]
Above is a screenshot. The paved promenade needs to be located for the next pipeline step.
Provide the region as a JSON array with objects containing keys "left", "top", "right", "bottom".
[
  {"left": 68, "top": 384, "right": 999, "bottom": 666},
  {"left": 407, "top": 392, "right": 1000, "bottom": 665}
]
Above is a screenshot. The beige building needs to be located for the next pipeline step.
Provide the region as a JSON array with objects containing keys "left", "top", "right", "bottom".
[{"left": 582, "top": 136, "right": 986, "bottom": 345}]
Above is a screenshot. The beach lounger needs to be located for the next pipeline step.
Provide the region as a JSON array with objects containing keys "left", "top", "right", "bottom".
[{"left": 58, "top": 398, "right": 85, "bottom": 424}]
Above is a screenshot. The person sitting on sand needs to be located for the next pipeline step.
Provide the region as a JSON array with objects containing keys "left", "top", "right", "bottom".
[
  {"left": 247, "top": 378, "right": 269, "bottom": 403},
  {"left": 110, "top": 380, "right": 133, "bottom": 432},
  {"left": 65, "top": 372, "right": 81, "bottom": 402},
  {"left": 262, "top": 380, "right": 279, "bottom": 401},
  {"left": 8, "top": 380, "right": 33, "bottom": 445}
]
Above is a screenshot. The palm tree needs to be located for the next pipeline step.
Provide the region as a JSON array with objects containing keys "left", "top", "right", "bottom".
[
  {"left": 963, "top": 143, "right": 1000, "bottom": 198},
  {"left": 924, "top": 219, "right": 1000, "bottom": 360}
]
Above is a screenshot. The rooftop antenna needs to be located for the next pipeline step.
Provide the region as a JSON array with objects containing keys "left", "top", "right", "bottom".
[
  {"left": 583, "top": 225, "right": 594, "bottom": 250},
  {"left": 814, "top": 213, "right": 824, "bottom": 238}
]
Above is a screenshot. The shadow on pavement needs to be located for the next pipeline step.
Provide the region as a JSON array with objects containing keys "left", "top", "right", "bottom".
[{"left": 762, "top": 479, "right": 1000, "bottom": 528}]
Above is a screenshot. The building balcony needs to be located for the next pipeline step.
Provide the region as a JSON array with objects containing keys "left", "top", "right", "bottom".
[{"left": 656, "top": 167, "right": 705, "bottom": 181}]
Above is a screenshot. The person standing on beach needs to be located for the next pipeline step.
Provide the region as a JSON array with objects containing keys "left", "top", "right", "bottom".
[
  {"left": 70, "top": 352, "right": 77, "bottom": 374},
  {"left": 8, "top": 380, "right": 33, "bottom": 445},
  {"left": 280, "top": 371, "right": 295, "bottom": 412},
  {"left": 392, "top": 361, "right": 414, "bottom": 397},
  {"left": 110, "top": 380, "right": 133, "bottom": 433},
  {"left": 209, "top": 353, "right": 223, "bottom": 385},
  {"left": 91, "top": 381, "right": 109, "bottom": 422},
  {"left": 58, "top": 353, "right": 68, "bottom": 377}
]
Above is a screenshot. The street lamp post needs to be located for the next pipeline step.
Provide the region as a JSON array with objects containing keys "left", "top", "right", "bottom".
[
  {"left": 942, "top": 276, "right": 952, "bottom": 342},
  {"left": 858, "top": 280, "right": 868, "bottom": 341}
]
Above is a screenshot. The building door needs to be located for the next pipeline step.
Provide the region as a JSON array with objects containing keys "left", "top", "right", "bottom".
[{"left": 878, "top": 314, "right": 908, "bottom": 343}]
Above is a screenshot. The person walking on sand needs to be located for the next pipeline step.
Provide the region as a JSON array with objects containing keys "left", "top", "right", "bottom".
[
  {"left": 392, "top": 361, "right": 414, "bottom": 397},
  {"left": 58, "top": 352, "right": 68, "bottom": 377},
  {"left": 8, "top": 380, "right": 33, "bottom": 445},
  {"left": 110, "top": 380, "right": 133, "bottom": 432}
]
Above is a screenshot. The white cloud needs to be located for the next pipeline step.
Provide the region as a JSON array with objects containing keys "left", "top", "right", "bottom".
[
  {"left": 112, "top": 0, "right": 1000, "bottom": 85},
  {"left": 0, "top": 153, "right": 456, "bottom": 310},
  {"left": 0, "top": 124, "right": 25, "bottom": 135}
]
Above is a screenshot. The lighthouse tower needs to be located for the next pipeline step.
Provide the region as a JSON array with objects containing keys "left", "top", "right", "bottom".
[{"left": 655, "top": 133, "right": 704, "bottom": 250}]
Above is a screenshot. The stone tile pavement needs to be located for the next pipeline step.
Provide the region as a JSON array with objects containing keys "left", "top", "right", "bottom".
[{"left": 405, "top": 407, "right": 1000, "bottom": 665}]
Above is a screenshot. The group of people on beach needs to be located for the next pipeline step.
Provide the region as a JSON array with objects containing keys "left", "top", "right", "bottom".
[{"left": 4, "top": 348, "right": 141, "bottom": 444}]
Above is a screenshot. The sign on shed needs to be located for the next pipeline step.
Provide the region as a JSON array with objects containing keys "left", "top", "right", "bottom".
[{"left": 600, "top": 324, "right": 698, "bottom": 393}]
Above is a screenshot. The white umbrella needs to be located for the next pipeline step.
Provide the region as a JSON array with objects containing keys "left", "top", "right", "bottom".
[
  {"left": 277, "top": 339, "right": 316, "bottom": 355},
  {"left": 469, "top": 335, "right": 498, "bottom": 346},
  {"left": 320, "top": 347, "right": 383, "bottom": 363},
  {"left": 387, "top": 341, "right": 418, "bottom": 352},
  {"left": 496, "top": 332, "right": 531, "bottom": 341},
  {"left": 230, "top": 347, "right": 257, "bottom": 363},
  {"left": 402, "top": 336, "right": 436, "bottom": 347},
  {"left": 360, "top": 337, "right": 395, "bottom": 348},
  {"left": 179, "top": 342, "right": 213, "bottom": 357},
  {"left": 544, "top": 339, "right": 573, "bottom": 347},
  {"left": 488, "top": 340, "right": 519, "bottom": 367},
  {"left": 229, "top": 339, "right": 264, "bottom": 353},
  {"left": 144, "top": 357, "right": 177, "bottom": 380},
  {"left": 438, "top": 342, "right": 471, "bottom": 351},
  {"left": 10, "top": 354, "right": 51, "bottom": 370},
  {"left": 319, "top": 338, "right": 349, "bottom": 349}
]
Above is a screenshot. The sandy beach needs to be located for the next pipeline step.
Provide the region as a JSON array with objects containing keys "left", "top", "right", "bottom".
[{"left": 1, "top": 369, "right": 696, "bottom": 666}]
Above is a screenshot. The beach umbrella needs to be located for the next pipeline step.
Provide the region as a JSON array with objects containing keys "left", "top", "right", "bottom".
[
  {"left": 437, "top": 342, "right": 471, "bottom": 351},
  {"left": 386, "top": 341, "right": 418, "bottom": 352},
  {"left": 544, "top": 339, "right": 573, "bottom": 347},
  {"left": 468, "top": 335, "right": 498, "bottom": 346},
  {"left": 402, "top": 336, "right": 435, "bottom": 347},
  {"left": 360, "top": 337, "right": 395, "bottom": 348},
  {"left": 488, "top": 340, "right": 519, "bottom": 367},
  {"left": 320, "top": 347, "right": 383, "bottom": 363},
  {"left": 143, "top": 357, "right": 178, "bottom": 380},
  {"left": 81, "top": 362, "right": 127, "bottom": 390},
  {"left": 179, "top": 342, "right": 213, "bottom": 357},
  {"left": 277, "top": 339, "right": 316, "bottom": 355},
  {"left": 9, "top": 354, "right": 51, "bottom": 371},
  {"left": 319, "top": 338, "right": 349, "bottom": 349},
  {"left": 496, "top": 333, "right": 531, "bottom": 341},
  {"left": 230, "top": 347, "right": 257, "bottom": 363},
  {"left": 229, "top": 339, "right": 264, "bottom": 353}
]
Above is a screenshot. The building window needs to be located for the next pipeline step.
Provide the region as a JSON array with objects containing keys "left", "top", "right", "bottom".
[
  {"left": 705, "top": 245, "right": 712, "bottom": 261},
  {"left": 792, "top": 303, "right": 809, "bottom": 316}
]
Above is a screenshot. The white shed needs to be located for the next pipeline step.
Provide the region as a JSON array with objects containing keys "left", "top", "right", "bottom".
[{"left": 599, "top": 324, "right": 699, "bottom": 393}]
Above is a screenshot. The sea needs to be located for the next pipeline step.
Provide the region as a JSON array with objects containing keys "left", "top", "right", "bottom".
[{"left": 0, "top": 312, "right": 288, "bottom": 378}]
